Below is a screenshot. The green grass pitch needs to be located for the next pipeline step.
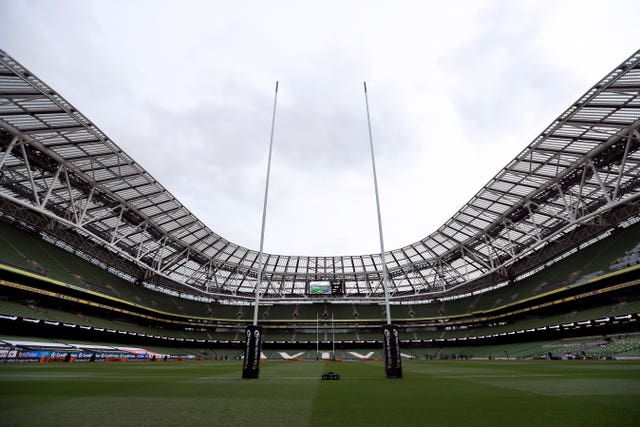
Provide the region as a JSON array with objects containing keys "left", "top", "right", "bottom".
[{"left": 1, "top": 360, "right": 639, "bottom": 426}]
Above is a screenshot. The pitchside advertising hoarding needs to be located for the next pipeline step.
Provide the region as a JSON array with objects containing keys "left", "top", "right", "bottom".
[
  {"left": 0, "top": 348, "right": 148, "bottom": 362},
  {"left": 242, "top": 325, "right": 262, "bottom": 379},
  {"left": 382, "top": 324, "right": 402, "bottom": 378}
]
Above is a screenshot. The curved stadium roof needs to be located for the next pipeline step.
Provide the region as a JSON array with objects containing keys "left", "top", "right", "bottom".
[{"left": 1, "top": 49, "right": 640, "bottom": 301}]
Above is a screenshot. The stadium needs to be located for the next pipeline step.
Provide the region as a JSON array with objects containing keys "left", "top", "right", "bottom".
[{"left": 1, "top": 44, "right": 640, "bottom": 425}]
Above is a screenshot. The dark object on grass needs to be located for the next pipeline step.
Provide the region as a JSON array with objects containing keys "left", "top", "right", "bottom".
[{"left": 322, "top": 372, "right": 340, "bottom": 380}]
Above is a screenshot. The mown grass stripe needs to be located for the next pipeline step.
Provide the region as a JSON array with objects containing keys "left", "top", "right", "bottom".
[{"left": 0, "top": 360, "right": 638, "bottom": 426}]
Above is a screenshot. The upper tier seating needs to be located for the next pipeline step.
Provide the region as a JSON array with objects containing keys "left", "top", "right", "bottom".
[{"left": 1, "top": 219, "right": 639, "bottom": 323}]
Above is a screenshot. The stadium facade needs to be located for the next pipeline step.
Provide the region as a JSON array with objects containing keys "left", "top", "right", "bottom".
[{"left": 1, "top": 49, "right": 639, "bottom": 360}]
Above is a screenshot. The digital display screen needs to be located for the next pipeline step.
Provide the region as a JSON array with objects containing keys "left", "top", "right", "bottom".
[{"left": 308, "top": 281, "right": 332, "bottom": 295}]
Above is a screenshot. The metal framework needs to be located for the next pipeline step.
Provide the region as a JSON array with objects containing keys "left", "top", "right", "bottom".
[{"left": 1, "top": 49, "right": 640, "bottom": 301}]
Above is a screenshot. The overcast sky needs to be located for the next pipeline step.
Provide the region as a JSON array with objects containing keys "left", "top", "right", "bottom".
[{"left": 1, "top": 1, "right": 639, "bottom": 257}]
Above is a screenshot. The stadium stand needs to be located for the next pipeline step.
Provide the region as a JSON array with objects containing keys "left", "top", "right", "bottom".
[{"left": 2, "top": 220, "right": 640, "bottom": 351}]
